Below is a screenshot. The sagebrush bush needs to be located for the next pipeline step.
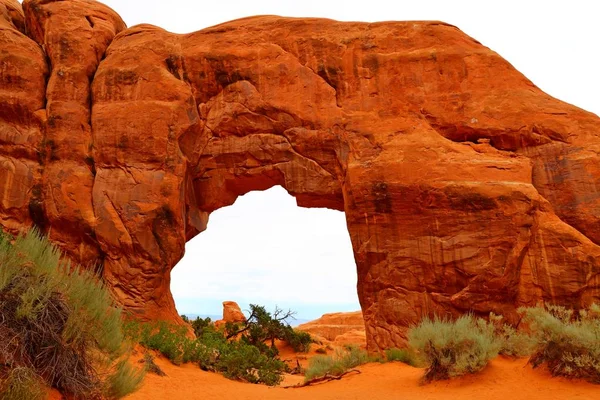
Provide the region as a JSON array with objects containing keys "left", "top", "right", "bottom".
[
  {"left": 408, "top": 314, "right": 500, "bottom": 382},
  {"left": 488, "top": 313, "right": 537, "bottom": 357},
  {"left": 104, "top": 360, "right": 146, "bottom": 399},
  {"left": 0, "top": 229, "right": 143, "bottom": 399},
  {"left": 520, "top": 304, "right": 600, "bottom": 383},
  {"left": 304, "top": 345, "right": 372, "bottom": 381}
]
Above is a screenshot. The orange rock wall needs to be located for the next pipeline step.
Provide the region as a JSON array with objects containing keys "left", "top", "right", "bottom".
[
  {"left": 297, "top": 311, "right": 365, "bottom": 342},
  {"left": 1, "top": 0, "right": 599, "bottom": 351}
]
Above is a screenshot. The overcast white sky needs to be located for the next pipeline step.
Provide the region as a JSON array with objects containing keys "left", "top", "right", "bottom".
[{"left": 99, "top": 0, "right": 600, "bottom": 320}]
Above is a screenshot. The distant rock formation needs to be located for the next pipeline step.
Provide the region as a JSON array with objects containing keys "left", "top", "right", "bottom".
[
  {"left": 297, "top": 311, "right": 366, "bottom": 347},
  {"left": 1, "top": 0, "right": 599, "bottom": 351},
  {"left": 221, "top": 301, "right": 247, "bottom": 324}
]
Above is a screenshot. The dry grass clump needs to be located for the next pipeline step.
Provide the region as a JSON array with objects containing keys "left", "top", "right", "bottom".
[
  {"left": 304, "top": 345, "right": 372, "bottom": 381},
  {"left": 384, "top": 348, "right": 421, "bottom": 366},
  {"left": 0, "top": 367, "right": 46, "bottom": 400},
  {"left": 0, "top": 229, "right": 144, "bottom": 399}
]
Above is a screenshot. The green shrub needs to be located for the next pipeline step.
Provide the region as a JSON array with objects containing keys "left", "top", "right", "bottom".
[
  {"left": 225, "top": 305, "right": 312, "bottom": 354},
  {"left": 340, "top": 345, "right": 371, "bottom": 368},
  {"left": 408, "top": 314, "right": 500, "bottom": 382},
  {"left": 218, "top": 341, "right": 286, "bottom": 386},
  {"left": 304, "top": 345, "right": 371, "bottom": 381},
  {"left": 143, "top": 322, "right": 190, "bottom": 365},
  {"left": 284, "top": 327, "right": 312, "bottom": 353},
  {"left": 105, "top": 360, "right": 146, "bottom": 399},
  {"left": 305, "top": 355, "right": 346, "bottom": 380},
  {"left": 0, "top": 229, "right": 143, "bottom": 399},
  {"left": 385, "top": 348, "right": 420, "bottom": 366},
  {"left": 124, "top": 320, "right": 203, "bottom": 366},
  {"left": 190, "top": 316, "right": 213, "bottom": 337},
  {"left": 489, "top": 313, "right": 537, "bottom": 357},
  {"left": 127, "top": 318, "right": 288, "bottom": 386},
  {"left": 520, "top": 304, "right": 600, "bottom": 383}
]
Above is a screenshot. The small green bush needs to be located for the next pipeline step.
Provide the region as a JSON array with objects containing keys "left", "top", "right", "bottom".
[
  {"left": 489, "top": 313, "right": 537, "bottom": 357},
  {"left": 340, "top": 345, "right": 371, "bottom": 368},
  {"left": 284, "top": 327, "right": 313, "bottom": 353},
  {"left": 305, "top": 355, "right": 347, "bottom": 380},
  {"left": 520, "top": 304, "right": 600, "bottom": 383},
  {"left": 123, "top": 320, "right": 202, "bottom": 366},
  {"left": 408, "top": 314, "right": 500, "bottom": 382},
  {"left": 190, "top": 316, "right": 213, "bottom": 337},
  {"left": 218, "top": 341, "right": 286, "bottom": 386},
  {"left": 105, "top": 360, "right": 146, "bottom": 399},
  {"left": 304, "top": 345, "right": 371, "bottom": 381},
  {"left": 385, "top": 348, "right": 420, "bottom": 366}
]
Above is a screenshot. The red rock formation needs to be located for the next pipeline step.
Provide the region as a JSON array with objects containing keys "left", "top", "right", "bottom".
[
  {"left": 1, "top": 0, "right": 600, "bottom": 351},
  {"left": 22, "top": 0, "right": 126, "bottom": 267},
  {"left": 297, "top": 311, "right": 365, "bottom": 346},
  {"left": 214, "top": 301, "right": 247, "bottom": 328},
  {"left": 0, "top": 0, "right": 47, "bottom": 233},
  {"left": 222, "top": 301, "right": 247, "bottom": 323}
]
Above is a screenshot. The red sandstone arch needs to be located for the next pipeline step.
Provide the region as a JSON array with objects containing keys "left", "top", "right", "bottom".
[{"left": 1, "top": 0, "right": 599, "bottom": 351}]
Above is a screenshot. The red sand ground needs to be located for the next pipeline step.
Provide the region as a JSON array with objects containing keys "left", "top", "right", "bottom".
[
  {"left": 113, "top": 355, "right": 598, "bottom": 400},
  {"left": 46, "top": 329, "right": 598, "bottom": 399},
  {"left": 45, "top": 329, "right": 599, "bottom": 399}
]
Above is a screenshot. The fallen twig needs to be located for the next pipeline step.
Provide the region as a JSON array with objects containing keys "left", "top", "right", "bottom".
[{"left": 282, "top": 369, "right": 361, "bottom": 388}]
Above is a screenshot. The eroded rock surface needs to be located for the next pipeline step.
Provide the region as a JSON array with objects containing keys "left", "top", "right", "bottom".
[
  {"left": 297, "top": 311, "right": 366, "bottom": 347},
  {"left": 222, "top": 301, "right": 247, "bottom": 323},
  {"left": 1, "top": 0, "right": 599, "bottom": 351}
]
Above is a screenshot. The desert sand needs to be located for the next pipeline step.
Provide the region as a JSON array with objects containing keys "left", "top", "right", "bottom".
[
  {"left": 122, "top": 354, "right": 598, "bottom": 400},
  {"left": 45, "top": 308, "right": 598, "bottom": 399}
]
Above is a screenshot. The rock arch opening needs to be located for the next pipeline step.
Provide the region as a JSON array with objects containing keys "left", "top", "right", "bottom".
[{"left": 171, "top": 186, "right": 360, "bottom": 321}]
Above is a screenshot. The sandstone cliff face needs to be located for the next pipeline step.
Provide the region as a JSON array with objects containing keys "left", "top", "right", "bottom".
[{"left": 1, "top": 0, "right": 599, "bottom": 351}]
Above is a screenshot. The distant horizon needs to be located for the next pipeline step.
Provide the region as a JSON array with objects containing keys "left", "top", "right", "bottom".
[{"left": 175, "top": 295, "right": 362, "bottom": 322}]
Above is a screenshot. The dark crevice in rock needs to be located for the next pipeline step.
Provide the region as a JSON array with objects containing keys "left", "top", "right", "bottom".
[
  {"left": 165, "top": 54, "right": 183, "bottom": 80},
  {"left": 85, "top": 15, "right": 94, "bottom": 29},
  {"left": 28, "top": 183, "right": 48, "bottom": 233}
]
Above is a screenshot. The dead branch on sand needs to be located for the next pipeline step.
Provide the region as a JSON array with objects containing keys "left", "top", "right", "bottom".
[{"left": 282, "top": 369, "right": 361, "bottom": 388}]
